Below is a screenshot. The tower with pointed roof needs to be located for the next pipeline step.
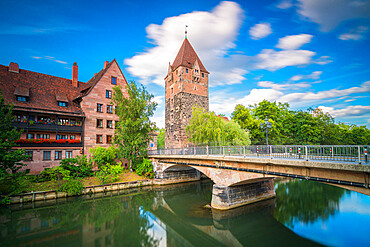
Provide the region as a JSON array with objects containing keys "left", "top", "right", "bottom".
[{"left": 165, "top": 36, "right": 209, "bottom": 149}]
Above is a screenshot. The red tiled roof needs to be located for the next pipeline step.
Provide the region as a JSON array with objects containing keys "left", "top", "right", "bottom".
[
  {"left": 0, "top": 64, "right": 84, "bottom": 115},
  {"left": 172, "top": 38, "right": 209, "bottom": 73}
]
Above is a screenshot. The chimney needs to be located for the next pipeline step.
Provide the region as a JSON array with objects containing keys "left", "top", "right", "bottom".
[
  {"left": 9, "top": 62, "right": 19, "bottom": 73},
  {"left": 104, "top": 61, "right": 109, "bottom": 69},
  {"left": 72, "top": 62, "right": 78, "bottom": 87}
]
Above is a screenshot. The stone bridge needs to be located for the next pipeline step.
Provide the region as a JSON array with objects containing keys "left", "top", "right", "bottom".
[{"left": 149, "top": 154, "right": 370, "bottom": 210}]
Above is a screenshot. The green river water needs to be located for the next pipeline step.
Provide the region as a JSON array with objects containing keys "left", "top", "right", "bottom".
[{"left": 1, "top": 179, "right": 369, "bottom": 247}]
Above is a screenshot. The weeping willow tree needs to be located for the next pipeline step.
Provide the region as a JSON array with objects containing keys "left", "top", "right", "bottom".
[{"left": 186, "top": 106, "right": 250, "bottom": 146}]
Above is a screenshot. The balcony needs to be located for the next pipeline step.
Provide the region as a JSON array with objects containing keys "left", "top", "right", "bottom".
[
  {"left": 15, "top": 139, "right": 82, "bottom": 148},
  {"left": 12, "top": 122, "right": 82, "bottom": 133}
]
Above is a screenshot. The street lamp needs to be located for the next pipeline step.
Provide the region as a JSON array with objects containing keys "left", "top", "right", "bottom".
[{"left": 260, "top": 117, "right": 272, "bottom": 145}]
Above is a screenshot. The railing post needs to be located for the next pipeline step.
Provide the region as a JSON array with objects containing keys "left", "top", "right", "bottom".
[
  {"left": 270, "top": 145, "right": 272, "bottom": 159},
  {"left": 194, "top": 147, "right": 196, "bottom": 155},
  {"left": 305, "top": 146, "right": 308, "bottom": 161},
  {"left": 358, "top": 146, "right": 361, "bottom": 164},
  {"left": 243, "top": 146, "right": 246, "bottom": 158},
  {"left": 223, "top": 146, "right": 225, "bottom": 157},
  {"left": 206, "top": 145, "right": 209, "bottom": 156}
]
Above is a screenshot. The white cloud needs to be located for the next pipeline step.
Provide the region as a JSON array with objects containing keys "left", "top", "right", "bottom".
[
  {"left": 339, "top": 26, "right": 368, "bottom": 40},
  {"left": 153, "top": 96, "right": 164, "bottom": 106},
  {"left": 280, "top": 81, "right": 370, "bottom": 102},
  {"left": 289, "top": 71, "right": 322, "bottom": 81},
  {"left": 32, "top": 55, "right": 68, "bottom": 65},
  {"left": 276, "top": 0, "right": 293, "bottom": 9},
  {"left": 296, "top": 0, "right": 370, "bottom": 32},
  {"left": 124, "top": 1, "right": 245, "bottom": 87},
  {"left": 258, "top": 80, "right": 311, "bottom": 90},
  {"left": 249, "top": 22, "right": 272, "bottom": 40},
  {"left": 314, "top": 56, "right": 333, "bottom": 65},
  {"left": 276, "top": 34, "right": 313, "bottom": 50},
  {"left": 318, "top": 105, "right": 370, "bottom": 117},
  {"left": 256, "top": 49, "right": 315, "bottom": 71}
]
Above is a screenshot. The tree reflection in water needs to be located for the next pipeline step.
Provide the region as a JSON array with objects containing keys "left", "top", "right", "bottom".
[{"left": 274, "top": 179, "right": 346, "bottom": 228}]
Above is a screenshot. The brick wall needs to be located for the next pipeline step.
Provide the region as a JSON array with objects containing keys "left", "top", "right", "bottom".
[{"left": 81, "top": 61, "right": 128, "bottom": 156}]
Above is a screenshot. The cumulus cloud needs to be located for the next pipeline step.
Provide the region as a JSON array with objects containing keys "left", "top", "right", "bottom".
[
  {"left": 339, "top": 26, "right": 368, "bottom": 40},
  {"left": 289, "top": 71, "right": 322, "bottom": 81},
  {"left": 255, "top": 49, "right": 316, "bottom": 71},
  {"left": 124, "top": 1, "right": 245, "bottom": 87},
  {"left": 276, "top": 34, "right": 313, "bottom": 50},
  {"left": 276, "top": 0, "right": 293, "bottom": 9},
  {"left": 296, "top": 0, "right": 370, "bottom": 32},
  {"left": 249, "top": 22, "right": 272, "bottom": 40},
  {"left": 318, "top": 105, "right": 370, "bottom": 117}
]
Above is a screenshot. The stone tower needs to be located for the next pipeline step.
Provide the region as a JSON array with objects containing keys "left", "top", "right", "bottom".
[{"left": 165, "top": 37, "right": 209, "bottom": 149}]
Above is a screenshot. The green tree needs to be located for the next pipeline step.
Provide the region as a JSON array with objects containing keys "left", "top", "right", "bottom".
[
  {"left": 112, "top": 81, "right": 157, "bottom": 171},
  {"left": 0, "top": 90, "right": 27, "bottom": 176},
  {"left": 186, "top": 106, "right": 250, "bottom": 146},
  {"left": 157, "top": 128, "right": 165, "bottom": 149}
]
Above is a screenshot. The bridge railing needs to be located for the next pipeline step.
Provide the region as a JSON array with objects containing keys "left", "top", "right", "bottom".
[{"left": 149, "top": 145, "right": 369, "bottom": 164}]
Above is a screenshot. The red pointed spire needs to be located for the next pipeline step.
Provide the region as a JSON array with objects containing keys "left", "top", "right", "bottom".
[{"left": 171, "top": 38, "right": 208, "bottom": 73}]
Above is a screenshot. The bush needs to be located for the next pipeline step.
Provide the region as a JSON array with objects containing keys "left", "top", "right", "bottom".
[
  {"left": 58, "top": 179, "right": 83, "bottom": 196},
  {"left": 38, "top": 166, "right": 70, "bottom": 184},
  {"left": 96, "top": 163, "right": 123, "bottom": 184},
  {"left": 89, "top": 146, "right": 117, "bottom": 169},
  {"left": 135, "top": 158, "right": 154, "bottom": 178},
  {"left": 60, "top": 155, "right": 92, "bottom": 178}
]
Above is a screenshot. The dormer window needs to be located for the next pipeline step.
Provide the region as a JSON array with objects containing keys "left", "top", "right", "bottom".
[
  {"left": 14, "top": 86, "right": 29, "bottom": 102},
  {"left": 58, "top": 101, "right": 67, "bottom": 107},
  {"left": 17, "top": 96, "right": 27, "bottom": 102},
  {"left": 111, "top": 76, "right": 117, "bottom": 85}
]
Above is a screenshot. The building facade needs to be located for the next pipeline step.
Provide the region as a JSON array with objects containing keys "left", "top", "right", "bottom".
[
  {"left": 164, "top": 37, "right": 209, "bottom": 149},
  {"left": 0, "top": 60, "right": 157, "bottom": 173}
]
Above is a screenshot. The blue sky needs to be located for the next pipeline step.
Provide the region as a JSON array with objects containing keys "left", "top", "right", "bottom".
[{"left": 0, "top": 0, "right": 369, "bottom": 128}]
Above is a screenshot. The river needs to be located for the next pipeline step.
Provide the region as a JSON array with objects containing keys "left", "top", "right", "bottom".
[{"left": 0, "top": 179, "right": 369, "bottom": 246}]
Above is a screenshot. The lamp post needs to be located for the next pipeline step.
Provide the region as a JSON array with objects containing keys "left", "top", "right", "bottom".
[{"left": 260, "top": 117, "right": 272, "bottom": 146}]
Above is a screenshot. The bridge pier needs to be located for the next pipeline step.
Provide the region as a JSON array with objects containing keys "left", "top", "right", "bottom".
[{"left": 211, "top": 179, "right": 276, "bottom": 210}]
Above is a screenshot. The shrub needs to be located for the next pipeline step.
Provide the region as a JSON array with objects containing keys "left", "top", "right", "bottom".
[
  {"left": 60, "top": 155, "right": 92, "bottom": 178},
  {"left": 96, "top": 163, "right": 123, "bottom": 184},
  {"left": 135, "top": 158, "right": 154, "bottom": 178},
  {"left": 58, "top": 179, "right": 83, "bottom": 196},
  {"left": 38, "top": 166, "right": 70, "bottom": 185},
  {"left": 89, "top": 146, "right": 117, "bottom": 169}
]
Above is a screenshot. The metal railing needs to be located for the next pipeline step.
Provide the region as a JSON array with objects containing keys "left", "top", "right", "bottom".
[{"left": 149, "top": 145, "right": 369, "bottom": 164}]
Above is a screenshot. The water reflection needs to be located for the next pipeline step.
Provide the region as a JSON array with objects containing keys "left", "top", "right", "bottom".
[
  {"left": 0, "top": 179, "right": 368, "bottom": 246},
  {"left": 274, "top": 179, "right": 346, "bottom": 228}
]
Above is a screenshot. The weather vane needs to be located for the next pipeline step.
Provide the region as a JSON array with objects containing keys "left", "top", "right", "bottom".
[{"left": 185, "top": 25, "right": 188, "bottom": 39}]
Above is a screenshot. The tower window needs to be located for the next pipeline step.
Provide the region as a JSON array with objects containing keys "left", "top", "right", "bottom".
[
  {"left": 186, "top": 69, "right": 188, "bottom": 73},
  {"left": 202, "top": 73, "right": 204, "bottom": 77},
  {"left": 171, "top": 88, "right": 173, "bottom": 94}
]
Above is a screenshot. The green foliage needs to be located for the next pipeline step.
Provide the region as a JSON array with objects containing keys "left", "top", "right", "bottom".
[
  {"left": 89, "top": 146, "right": 117, "bottom": 169},
  {"left": 112, "top": 81, "right": 157, "bottom": 171},
  {"left": 157, "top": 128, "right": 165, "bottom": 149},
  {"left": 135, "top": 158, "right": 154, "bottom": 178},
  {"left": 0, "top": 90, "right": 28, "bottom": 176},
  {"left": 60, "top": 155, "right": 92, "bottom": 178},
  {"left": 96, "top": 163, "right": 123, "bottom": 184},
  {"left": 58, "top": 179, "right": 84, "bottom": 196},
  {"left": 0, "top": 196, "right": 10, "bottom": 206},
  {"left": 232, "top": 101, "right": 370, "bottom": 145},
  {"left": 39, "top": 166, "right": 70, "bottom": 186},
  {"left": 186, "top": 106, "right": 251, "bottom": 146}
]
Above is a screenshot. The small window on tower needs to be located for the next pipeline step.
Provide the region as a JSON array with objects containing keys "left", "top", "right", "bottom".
[
  {"left": 194, "top": 86, "right": 197, "bottom": 91},
  {"left": 171, "top": 88, "right": 173, "bottom": 94},
  {"left": 186, "top": 69, "right": 188, "bottom": 73},
  {"left": 202, "top": 73, "right": 204, "bottom": 77}
]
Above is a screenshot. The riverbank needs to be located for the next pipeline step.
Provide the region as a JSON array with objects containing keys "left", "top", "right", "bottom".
[{"left": 0, "top": 171, "right": 152, "bottom": 205}]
